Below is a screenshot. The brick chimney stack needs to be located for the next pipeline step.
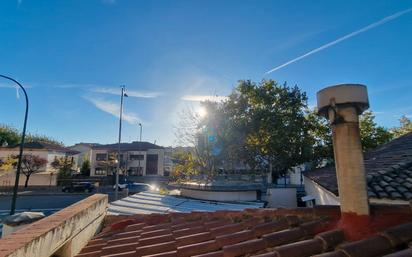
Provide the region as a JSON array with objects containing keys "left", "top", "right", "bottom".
[{"left": 317, "top": 84, "right": 370, "bottom": 217}]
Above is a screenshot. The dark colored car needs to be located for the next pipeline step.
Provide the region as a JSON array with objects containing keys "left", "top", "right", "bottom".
[{"left": 62, "top": 182, "right": 95, "bottom": 193}]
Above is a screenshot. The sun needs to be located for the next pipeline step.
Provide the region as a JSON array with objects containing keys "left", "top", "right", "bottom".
[{"left": 197, "top": 107, "right": 207, "bottom": 118}]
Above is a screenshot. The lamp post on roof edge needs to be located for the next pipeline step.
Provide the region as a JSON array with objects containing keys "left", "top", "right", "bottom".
[
  {"left": 0, "top": 75, "right": 29, "bottom": 215},
  {"left": 115, "top": 85, "right": 127, "bottom": 201}
]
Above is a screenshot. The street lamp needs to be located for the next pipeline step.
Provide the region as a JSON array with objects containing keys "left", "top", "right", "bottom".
[
  {"left": 115, "top": 85, "right": 127, "bottom": 201},
  {"left": 138, "top": 123, "right": 142, "bottom": 142},
  {"left": 0, "top": 75, "right": 29, "bottom": 215},
  {"left": 138, "top": 123, "right": 142, "bottom": 175}
]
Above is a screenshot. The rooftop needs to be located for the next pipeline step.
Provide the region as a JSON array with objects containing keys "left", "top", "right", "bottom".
[
  {"left": 75, "top": 204, "right": 412, "bottom": 257},
  {"left": 107, "top": 192, "right": 264, "bottom": 215},
  {"left": 92, "top": 141, "right": 164, "bottom": 151},
  {"left": 304, "top": 132, "right": 412, "bottom": 202}
]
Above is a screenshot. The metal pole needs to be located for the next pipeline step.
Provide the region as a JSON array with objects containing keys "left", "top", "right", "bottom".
[
  {"left": 0, "top": 75, "right": 29, "bottom": 215},
  {"left": 138, "top": 123, "right": 142, "bottom": 176},
  {"left": 139, "top": 123, "right": 142, "bottom": 142},
  {"left": 115, "top": 86, "right": 125, "bottom": 201}
]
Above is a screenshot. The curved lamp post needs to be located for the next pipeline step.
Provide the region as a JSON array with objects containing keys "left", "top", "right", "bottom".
[{"left": 0, "top": 75, "right": 29, "bottom": 215}]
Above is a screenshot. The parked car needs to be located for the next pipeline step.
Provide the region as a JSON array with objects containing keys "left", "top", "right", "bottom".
[
  {"left": 114, "top": 181, "right": 152, "bottom": 193},
  {"left": 62, "top": 182, "right": 95, "bottom": 193}
]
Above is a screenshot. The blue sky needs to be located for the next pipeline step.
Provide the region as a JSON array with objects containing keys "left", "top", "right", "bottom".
[{"left": 0, "top": 0, "right": 411, "bottom": 147}]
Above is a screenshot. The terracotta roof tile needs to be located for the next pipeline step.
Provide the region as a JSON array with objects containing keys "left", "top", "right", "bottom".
[
  {"left": 216, "top": 230, "right": 256, "bottom": 248},
  {"left": 380, "top": 222, "right": 412, "bottom": 247},
  {"left": 262, "top": 228, "right": 305, "bottom": 247},
  {"left": 101, "top": 251, "right": 136, "bottom": 257},
  {"left": 173, "top": 226, "right": 205, "bottom": 238},
  {"left": 76, "top": 251, "right": 102, "bottom": 257},
  {"left": 272, "top": 238, "right": 324, "bottom": 257},
  {"left": 253, "top": 219, "right": 290, "bottom": 237},
  {"left": 223, "top": 238, "right": 267, "bottom": 257},
  {"left": 101, "top": 243, "right": 139, "bottom": 256},
  {"left": 383, "top": 248, "right": 412, "bottom": 257},
  {"left": 315, "top": 229, "right": 345, "bottom": 251},
  {"left": 338, "top": 235, "right": 393, "bottom": 257},
  {"left": 137, "top": 241, "right": 177, "bottom": 256},
  {"left": 139, "top": 234, "right": 174, "bottom": 246},
  {"left": 176, "top": 232, "right": 213, "bottom": 247},
  {"left": 75, "top": 205, "right": 412, "bottom": 257},
  {"left": 177, "top": 240, "right": 220, "bottom": 257},
  {"left": 209, "top": 223, "right": 245, "bottom": 237},
  {"left": 193, "top": 251, "right": 224, "bottom": 257},
  {"left": 140, "top": 229, "right": 172, "bottom": 238},
  {"left": 108, "top": 236, "right": 139, "bottom": 245}
]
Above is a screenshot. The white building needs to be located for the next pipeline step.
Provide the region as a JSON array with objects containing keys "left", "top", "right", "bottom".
[
  {"left": 0, "top": 141, "right": 78, "bottom": 186},
  {"left": 89, "top": 141, "right": 168, "bottom": 177}
]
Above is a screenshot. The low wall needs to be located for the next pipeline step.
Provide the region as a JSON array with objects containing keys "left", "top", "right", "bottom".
[
  {"left": 0, "top": 172, "right": 57, "bottom": 187},
  {"left": 180, "top": 188, "right": 257, "bottom": 201},
  {"left": 265, "top": 187, "right": 297, "bottom": 208},
  {"left": 0, "top": 194, "right": 108, "bottom": 257}
]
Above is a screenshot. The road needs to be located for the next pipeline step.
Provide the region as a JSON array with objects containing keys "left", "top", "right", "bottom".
[{"left": 0, "top": 192, "right": 120, "bottom": 213}]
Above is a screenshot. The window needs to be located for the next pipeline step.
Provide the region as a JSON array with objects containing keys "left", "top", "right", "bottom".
[
  {"left": 95, "top": 168, "right": 106, "bottom": 175},
  {"left": 129, "top": 154, "right": 144, "bottom": 161},
  {"left": 128, "top": 167, "right": 143, "bottom": 176},
  {"left": 96, "top": 153, "right": 107, "bottom": 161}
]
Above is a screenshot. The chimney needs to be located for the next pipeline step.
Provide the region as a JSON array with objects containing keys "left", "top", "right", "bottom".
[{"left": 317, "top": 84, "right": 370, "bottom": 217}]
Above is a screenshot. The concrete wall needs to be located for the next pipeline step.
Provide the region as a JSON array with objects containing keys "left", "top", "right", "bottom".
[
  {"left": 0, "top": 172, "right": 57, "bottom": 186},
  {"left": 265, "top": 187, "right": 297, "bottom": 208},
  {"left": 180, "top": 188, "right": 257, "bottom": 202},
  {"left": 0, "top": 194, "right": 108, "bottom": 257},
  {"left": 304, "top": 179, "right": 340, "bottom": 206}
]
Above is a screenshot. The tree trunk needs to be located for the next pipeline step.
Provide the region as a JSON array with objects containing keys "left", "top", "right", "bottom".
[{"left": 24, "top": 175, "right": 30, "bottom": 188}]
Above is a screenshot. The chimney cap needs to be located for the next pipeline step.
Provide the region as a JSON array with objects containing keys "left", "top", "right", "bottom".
[{"left": 317, "top": 84, "right": 369, "bottom": 116}]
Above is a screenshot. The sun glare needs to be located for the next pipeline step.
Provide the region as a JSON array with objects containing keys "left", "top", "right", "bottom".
[{"left": 197, "top": 107, "right": 207, "bottom": 118}]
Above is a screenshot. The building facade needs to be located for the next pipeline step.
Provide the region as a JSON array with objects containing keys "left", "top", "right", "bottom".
[{"left": 89, "top": 141, "right": 168, "bottom": 177}]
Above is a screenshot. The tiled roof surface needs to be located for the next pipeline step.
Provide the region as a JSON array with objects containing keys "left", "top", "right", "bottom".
[
  {"left": 76, "top": 205, "right": 412, "bottom": 257},
  {"left": 108, "top": 192, "right": 264, "bottom": 215},
  {"left": 92, "top": 141, "right": 164, "bottom": 151},
  {"left": 304, "top": 132, "right": 412, "bottom": 201}
]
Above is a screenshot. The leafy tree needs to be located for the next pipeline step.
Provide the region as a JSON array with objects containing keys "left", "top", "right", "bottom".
[
  {"left": 5, "top": 154, "right": 48, "bottom": 187},
  {"left": 359, "top": 111, "right": 393, "bottom": 151},
  {"left": 80, "top": 159, "right": 91, "bottom": 177},
  {"left": 0, "top": 123, "right": 63, "bottom": 147},
  {"left": 171, "top": 150, "right": 201, "bottom": 182},
  {"left": 392, "top": 116, "right": 412, "bottom": 137},
  {"left": 51, "top": 156, "right": 75, "bottom": 179},
  {"left": 0, "top": 125, "right": 20, "bottom": 146}
]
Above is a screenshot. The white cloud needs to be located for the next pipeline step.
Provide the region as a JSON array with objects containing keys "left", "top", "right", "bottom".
[
  {"left": 181, "top": 95, "right": 228, "bottom": 102},
  {"left": 91, "top": 87, "right": 161, "bottom": 98},
  {"left": 85, "top": 97, "right": 142, "bottom": 124}
]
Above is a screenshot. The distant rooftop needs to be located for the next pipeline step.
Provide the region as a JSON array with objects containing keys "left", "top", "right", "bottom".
[
  {"left": 92, "top": 141, "right": 164, "bottom": 151},
  {"left": 305, "top": 132, "right": 412, "bottom": 202}
]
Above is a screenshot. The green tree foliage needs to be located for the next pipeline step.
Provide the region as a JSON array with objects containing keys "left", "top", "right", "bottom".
[
  {"left": 176, "top": 79, "right": 313, "bottom": 182},
  {"left": 51, "top": 156, "right": 75, "bottom": 179},
  {"left": 0, "top": 123, "right": 63, "bottom": 146},
  {"left": 80, "top": 159, "right": 91, "bottom": 177},
  {"left": 359, "top": 111, "right": 393, "bottom": 151},
  {"left": 0, "top": 125, "right": 20, "bottom": 146},
  {"left": 175, "top": 79, "right": 400, "bottom": 183},
  {"left": 171, "top": 150, "right": 201, "bottom": 182},
  {"left": 392, "top": 116, "right": 412, "bottom": 137}
]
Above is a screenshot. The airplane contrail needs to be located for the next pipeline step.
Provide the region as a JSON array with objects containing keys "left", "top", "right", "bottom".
[{"left": 265, "top": 7, "right": 412, "bottom": 74}]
